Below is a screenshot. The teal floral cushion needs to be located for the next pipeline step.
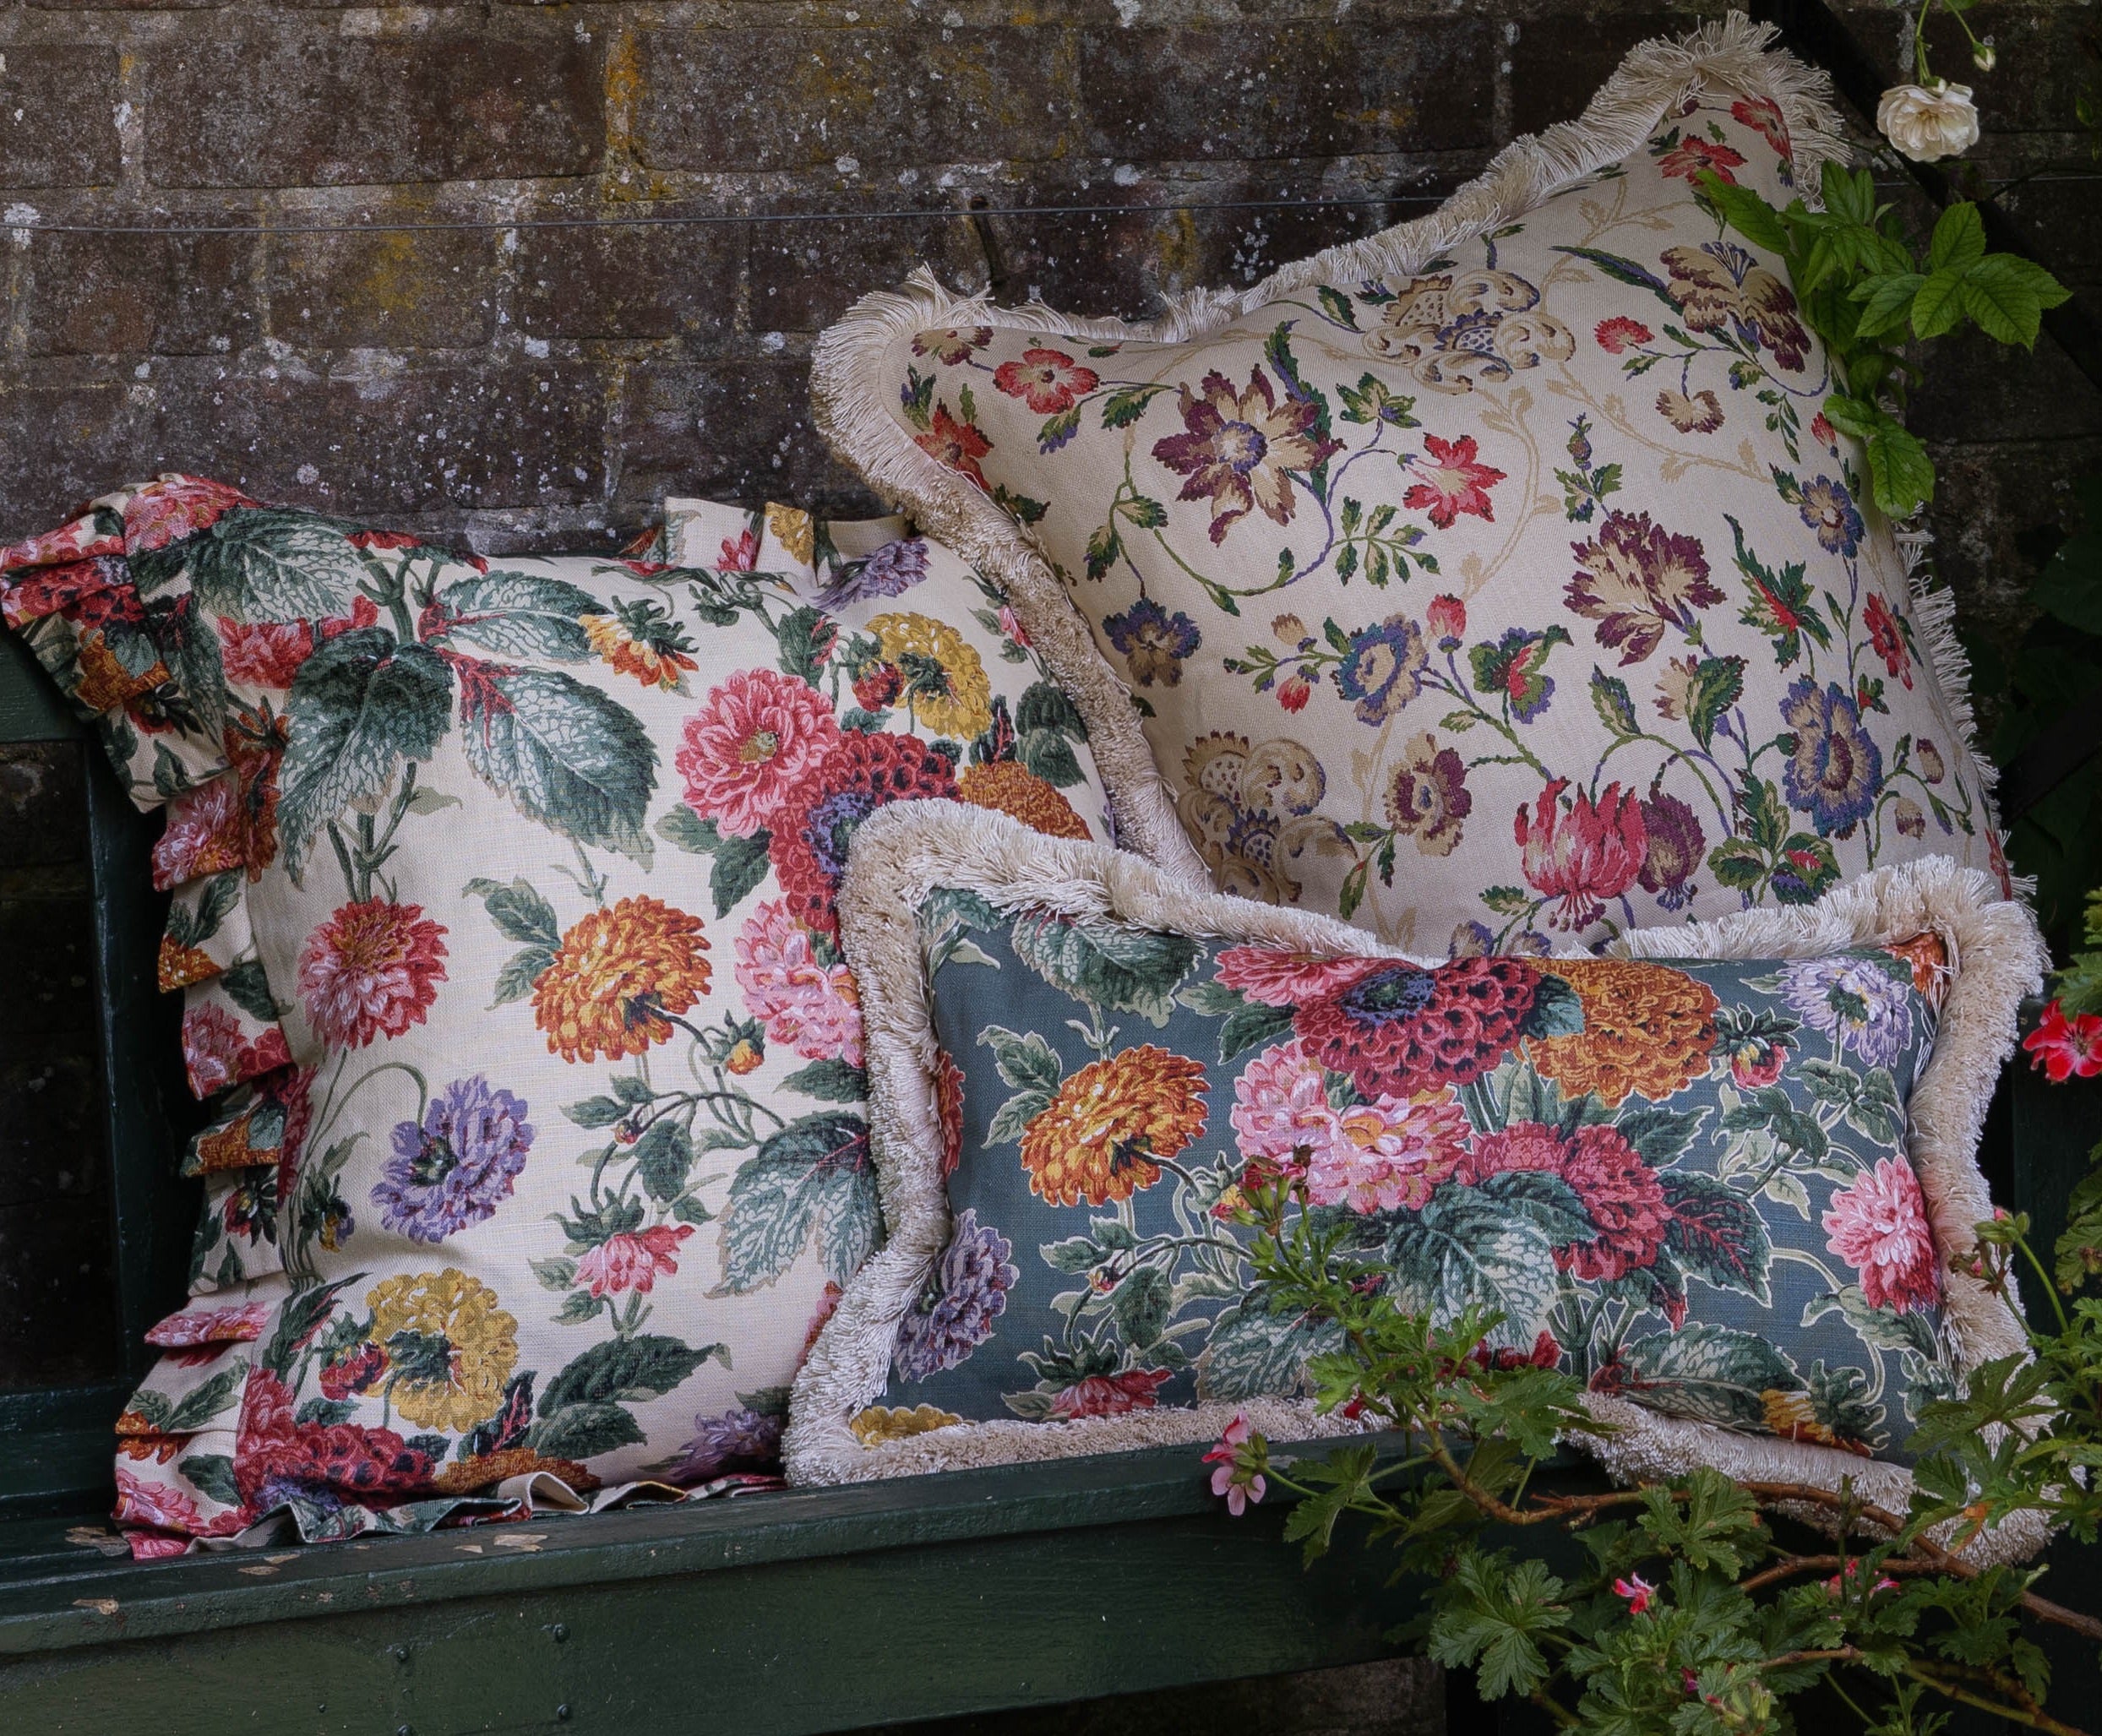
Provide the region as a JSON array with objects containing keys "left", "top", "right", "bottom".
[
  {"left": 812, "top": 19, "right": 2010, "bottom": 955},
  {"left": 787, "top": 805, "right": 2039, "bottom": 1532}
]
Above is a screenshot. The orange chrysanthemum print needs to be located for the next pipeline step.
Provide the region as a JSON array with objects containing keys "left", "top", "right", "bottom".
[
  {"left": 532, "top": 895, "right": 712, "bottom": 1064},
  {"left": 1524, "top": 959, "right": 1718, "bottom": 1106},
  {"left": 956, "top": 760, "right": 1091, "bottom": 840},
  {"left": 1019, "top": 1045, "right": 1209, "bottom": 1207}
]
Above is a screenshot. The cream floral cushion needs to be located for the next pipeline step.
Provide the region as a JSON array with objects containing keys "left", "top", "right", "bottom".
[
  {"left": 812, "top": 16, "right": 2009, "bottom": 954},
  {"left": 0, "top": 479, "right": 1130, "bottom": 1553}
]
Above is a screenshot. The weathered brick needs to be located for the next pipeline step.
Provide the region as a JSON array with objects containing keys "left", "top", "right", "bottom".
[
  {"left": 1927, "top": 435, "right": 2102, "bottom": 646},
  {"left": 267, "top": 220, "right": 499, "bottom": 350},
  {"left": 0, "top": 1057, "right": 101, "bottom": 1208},
  {"left": 1911, "top": 324, "right": 2102, "bottom": 446},
  {"left": 0, "top": 47, "right": 122, "bottom": 188},
  {"left": 518, "top": 214, "right": 745, "bottom": 341},
  {"left": 615, "top": 358, "right": 873, "bottom": 514},
  {"left": 23, "top": 226, "right": 257, "bottom": 357},
  {"left": 0, "top": 363, "right": 610, "bottom": 522},
  {"left": 144, "top": 35, "right": 602, "bottom": 188},
  {"left": 0, "top": 743, "right": 88, "bottom": 872},
  {"left": 637, "top": 28, "right": 1069, "bottom": 172},
  {"left": 1078, "top": 19, "right": 1495, "bottom": 160},
  {"left": 1511, "top": 11, "right": 1683, "bottom": 135},
  {"left": 749, "top": 205, "right": 981, "bottom": 332}
]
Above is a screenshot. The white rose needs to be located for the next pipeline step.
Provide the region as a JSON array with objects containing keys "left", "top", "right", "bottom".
[{"left": 1876, "top": 81, "right": 1981, "bottom": 162}]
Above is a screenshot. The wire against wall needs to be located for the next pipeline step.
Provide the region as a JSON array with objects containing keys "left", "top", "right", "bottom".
[{"left": 5, "top": 177, "right": 2094, "bottom": 238}]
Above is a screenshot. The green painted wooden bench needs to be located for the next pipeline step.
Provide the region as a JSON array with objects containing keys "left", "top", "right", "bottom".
[{"left": 4, "top": 623, "right": 2100, "bottom": 1736}]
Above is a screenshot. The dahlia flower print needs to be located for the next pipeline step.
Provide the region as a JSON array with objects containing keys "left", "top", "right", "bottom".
[
  {"left": 734, "top": 900, "right": 864, "bottom": 1066},
  {"left": 373, "top": 1075, "right": 534, "bottom": 1243},
  {"left": 365, "top": 1268, "right": 520, "bottom": 1433},
  {"left": 1019, "top": 1047, "right": 1209, "bottom": 1207},
  {"left": 887, "top": 890, "right": 1949, "bottom": 1459},
  {"left": 297, "top": 899, "right": 449, "bottom": 1051},
  {"left": 574, "top": 1223, "right": 695, "bottom": 1298},
  {"left": 1822, "top": 1157, "right": 1940, "bottom": 1314},
  {"left": 657, "top": 1406, "right": 783, "bottom": 1484},
  {"left": 894, "top": 1210, "right": 1018, "bottom": 1380},
  {"left": 677, "top": 668, "right": 842, "bottom": 838},
  {"left": 814, "top": 535, "right": 930, "bottom": 612},
  {"left": 530, "top": 895, "right": 712, "bottom": 1064}
]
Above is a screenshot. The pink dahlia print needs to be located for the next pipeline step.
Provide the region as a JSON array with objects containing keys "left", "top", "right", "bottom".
[
  {"left": 1214, "top": 945, "right": 1381, "bottom": 1009},
  {"left": 180, "top": 1002, "right": 291, "bottom": 1097},
  {"left": 151, "top": 775, "right": 246, "bottom": 890},
  {"left": 295, "top": 899, "right": 449, "bottom": 1051},
  {"left": 1822, "top": 1156, "right": 1941, "bottom": 1314},
  {"left": 676, "top": 667, "right": 844, "bottom": 837},
  {"left": 1229, "top": 1042, "right": 1339, "bottom": 1168},
  {"left": 575, "top": 1223, "right": 696, "bottom": 1298},
  {"left": 733, "top": 900, "right": 864, "bottom": 1065},
  {"left": 123, "top": 475, "right": 255, "bottom": 554},
  {"left": 1305, "top": 1092, "right": 1468, "bottom": 1214}
]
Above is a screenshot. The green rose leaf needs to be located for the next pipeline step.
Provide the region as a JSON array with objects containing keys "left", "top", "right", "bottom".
[
  {"left": 781, "top": 1058, "right": 869, "bottom": 1102},
  {"left": 633, "top": 1119, "right": 694, "bottom": 1202},
  {"left": 1008, "top": 909, "right": 1199, "bottom": 1026},
  {"left": 978, "top": 1026, "right": 1064, "bottom": 1097},
  {"left": 716, "top": 1112, "right": 875, "bottom": 1292},
  {"left": 432, "top": 571, "right": 602, "bottom": 661}
]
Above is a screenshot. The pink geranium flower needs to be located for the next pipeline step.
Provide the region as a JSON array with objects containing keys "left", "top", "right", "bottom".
[
  {"left": 1514, "top": 780, "right": 1648, "bottom": 930},
  {"left": 677, "top": 668, "right": 844, "bottom": 838},
  {"left": 734, "top": 899, "right": 864, "bottom": 1065},
  {"left": 2024, "top": 999, "right": 2102, "bottom": 1083},
  {"left": 1203, "top": 1411, "right": 1266, "bottom": 1516},
  {"left": 1822, "top": 1156, "right": 1941, "bottom": 1314},
  {"left": 1594, "top": 316, "right": 1654, "bottom": 355},
  {"left": 1614, "top": 1573, "right": 1656, "bottom": 1614},
  {"left": 295, "top": 899, "right": 449, "bottom": 1051},
  {"left": 575, "top": 1223, "right": 696, "bottom": 1298},
  {"left": 1403, "top": 433, "right": 1505, "bottom": 529}
]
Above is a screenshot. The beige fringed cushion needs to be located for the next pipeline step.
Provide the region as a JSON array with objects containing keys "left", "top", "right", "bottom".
[
  {"left": 811, "top": 14, "right": 2009, "bottom": 955},
  {"left": 789, "top": 803, "right": 2048, "bottom": 1564}
]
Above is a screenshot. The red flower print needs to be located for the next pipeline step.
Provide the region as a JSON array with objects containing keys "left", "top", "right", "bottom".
[
  {"left": 1403, "top": 434, "right": 1505, "bottom": 530},
  {"left": 181, "top": 1001, "right": 287, "bottom": 1097},
  {"left": 319, "top": 1340, "right": 389, "bottom": 1401},
  {"left": 1, "top": 553, "right": 125, "bottom": 630},
  {"left": 152, "top": 774, "right": 248, "bottom": 890},
  {"left": 934, "top": 1049, "right": 966, "bottom": 1177},
  {"left": 575, "top": 1223, "right": 697, "bottom": 1298},
  {"left": 1277, "top": 673, "right": 1313, "bottom": 712},
  {"left": 912, "top": 326, "right": 992, "bottom": 364},
  {"left": 1731, "top": 95, "right": 1793, "bottom": 163},
  {"left": 1425, "top": 594, "right": 1467, "bottom": 646},
  {"left": 346, "top": 528, "right": 420, "bottom": 552},
  {"left": 1514, "top": 780, "right": 1648, "bottom": 931},
  {"left": 1048, "top": 1368, "right": 1174, "bottom": 1419},
  {"left": 218, "top": 617, "right": 314, "bottom": 690},
  {"left": 295, "top": 899, "right": 449, "bottom": 1051},
  {"left": 914, "top": 404, "right": 994, "bottom": 491},
  {"left": 1654, "top": 134, "right": 1747, "bottom": 184},
  {"left": 145, "top": 1299, "right": 273, "bottom": 1347},
  {"left": 1593, "top": 316, "right": 1654, "bottom": 355},
  {"left": 769, "top": 731, "right": 959, "bottom": 935},
  {"left": 1291, "top": 956, "right": 1541, "bottom": 1100},
  {"left": 1457, "top": 1120, "right": 1669, "bottom": 1282},
  {"left": 115, "top": 1466, "right": 215, "bottom": 1535},
  {"left": 1811, "top": 411, "right": 1836, "bottom": 448},
  {"left": 1863, "top": 593, "right": 1912, "bottom": 688},
  {"left": 993, "top": 347, "right": 1100, "bottom": 415},
  {"left": 2024, "top": 999, "right": 2102, "bottom": 1083},
  {"left": 1822, "top": 1156, "right": 1940, "bottom": 1314},
  {"left": 124, "top": 476, "right": 256, "bottom": 555}
]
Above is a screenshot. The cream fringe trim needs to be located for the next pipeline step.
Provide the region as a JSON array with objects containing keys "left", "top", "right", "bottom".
[
  {"left": 809, "top": 15, "right": 1868, "bottom": 895},
  {"left": 788, "top": 803, "right": 2050, "bottom": 1563}
]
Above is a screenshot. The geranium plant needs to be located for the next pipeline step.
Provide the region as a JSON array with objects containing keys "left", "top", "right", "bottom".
[{"left": 1208, "top": 1164, "right": 2102, "bottom": 1733}]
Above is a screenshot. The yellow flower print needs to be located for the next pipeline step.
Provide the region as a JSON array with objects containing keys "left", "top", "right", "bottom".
[
  {"left": 1523, "top": 959, "right": 1718, "bottom": 1107},
  {"left": 1018, "top": 1045, "right": 1209, "bottom": 1207},
  {"left": 532, "top": 895, "right": 711, "bottom": 1064},
  {"left": 765, "top": 503, "right": 816, "bottom": 567},
  {"left": 867, "top": 612, "right": 993, "bottom": 741},
  {"left": 368, "top": 1269, "right": 520, "bottom": 1433},
  {"left": 851, "top": 1404, "right": 962, "bottom": 1446}
]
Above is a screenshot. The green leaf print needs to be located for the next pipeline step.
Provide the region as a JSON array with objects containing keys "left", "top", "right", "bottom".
[
  {"left": 1616, "top": 1323, "right": 1801, "bottom": 1429},
  {"left": 716, "top": 1112, "right": 874, "bottom": 1292},
  {"left": 278, "top": 627, "right": 453, "bottom": 875},
  {"left": 1383, "top": 1186, "right": 1560, "bottom": 1351},
  {"left": 1196, "top": 1290, "right": 1338, "bottom": 1402},
  {"left": 542, "top": 1334, "right": 722, "bottom": 1412},
  {"left": 455, "top": 662, "right": 657, "bottom": 862},
  {"left": 1008, "top": 909, "right": 1199, "bottom": 1026},
  {"left": 428, "top": 571, "right": 602, "bottom": 661},
  {"left": 178, "top": 508, "right": 372, "bottom": 622}
]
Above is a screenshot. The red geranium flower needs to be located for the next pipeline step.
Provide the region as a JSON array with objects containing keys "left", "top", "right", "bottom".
[
  {"left": 1403, "top": 433, "right": 1505, "bottom": 530},
  {"left": 2024, "top": 999, "right": 2102, "bottom": 1083},
  {"left": 993, "top": 347, "right": 1100, "bottom": 415},
  {"left": 1655, "top": 134, "right": 1747, "bottom": 184}
]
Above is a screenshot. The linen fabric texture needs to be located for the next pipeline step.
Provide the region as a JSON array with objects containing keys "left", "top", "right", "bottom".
[
  {"left": 790, "top": 803, "right": 2046, "bottom": 1562},
  {"left": 0, "top": 477, "right": 1128, "bottom": 1554},
  {"left": 811, "top": 14, "right": 2008, "bottom": 955}
]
